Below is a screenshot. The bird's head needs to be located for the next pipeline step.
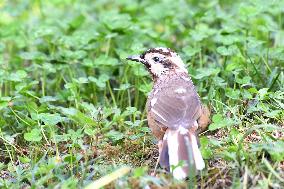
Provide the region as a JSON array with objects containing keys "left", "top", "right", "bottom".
[{"left": 127, "top": 47, "right": 188, "bottom": 79}]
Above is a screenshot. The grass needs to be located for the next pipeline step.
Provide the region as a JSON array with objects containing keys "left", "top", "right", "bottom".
[{"left": 0, "top": 0, "right": 283, "bottom": 188}]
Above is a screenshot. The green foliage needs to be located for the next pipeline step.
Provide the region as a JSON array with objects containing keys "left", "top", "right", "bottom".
[{"left": 0, "top": 0, "right": 283, "bottom": 188}]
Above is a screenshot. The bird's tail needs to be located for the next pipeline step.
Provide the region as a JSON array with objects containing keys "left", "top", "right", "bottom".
[{"left": 159, "top": 127, "right": 205, "bottom": 180}]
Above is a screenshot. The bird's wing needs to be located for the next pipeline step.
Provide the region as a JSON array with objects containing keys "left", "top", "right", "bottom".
[{"left": 150, "top": 77, "right": 201, "bottom": 130}]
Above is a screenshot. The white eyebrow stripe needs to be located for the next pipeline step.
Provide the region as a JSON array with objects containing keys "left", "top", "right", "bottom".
[{"left": 152, "top": 108, "right": 167, "bottom": 122}]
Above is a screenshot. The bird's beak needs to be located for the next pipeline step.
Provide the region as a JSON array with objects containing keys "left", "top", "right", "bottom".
[{"left": 126, "top": 55, "right": 147, "bottom": 65}]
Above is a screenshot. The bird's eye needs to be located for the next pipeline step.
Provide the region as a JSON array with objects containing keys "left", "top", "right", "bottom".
[{"left": 153, "top": 57, "right": 160, "bottom": 62}]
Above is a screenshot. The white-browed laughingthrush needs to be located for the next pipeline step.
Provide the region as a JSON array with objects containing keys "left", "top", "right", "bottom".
[{"left": 127, "top": 47, "right": 209, "bottom": 180}]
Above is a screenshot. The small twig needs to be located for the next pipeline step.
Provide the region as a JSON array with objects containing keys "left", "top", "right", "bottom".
[
  {"left": 84, "top": 166, "right": 131, "bottom": 189},
  {"left": 153, "top": 141, "right": 163, "bottom": 175},
  {"left": 243, "top": 166, "right": 248, "bottom": 189},
  {"left": 204, "top": 167, "right": 227, "bottom": 187}
]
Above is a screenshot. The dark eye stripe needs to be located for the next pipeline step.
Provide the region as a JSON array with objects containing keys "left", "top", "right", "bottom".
[{"left": 153, "top": 57, "right": 160, "bottom": 62}]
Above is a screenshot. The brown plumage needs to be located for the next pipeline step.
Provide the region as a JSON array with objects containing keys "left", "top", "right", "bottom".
[{"left": 127, "top": 47, "right": 208, "bottom": 179}]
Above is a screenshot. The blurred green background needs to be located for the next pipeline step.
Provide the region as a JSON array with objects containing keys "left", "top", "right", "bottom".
[{"left": 0, "top": 0, "right": 283, "bottom": 188}]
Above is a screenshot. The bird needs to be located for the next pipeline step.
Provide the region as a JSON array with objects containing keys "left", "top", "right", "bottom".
[{"left": 127, "top": 47, "right": 207, "bottom": 180}]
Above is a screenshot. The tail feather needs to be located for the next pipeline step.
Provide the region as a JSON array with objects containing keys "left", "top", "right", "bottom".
[
  {"left": 159, "top": 139, "right": 170, "bottom": 171},
  {"left": 189, "top": 132, "right": 205, "bottom": 170},
  {"left": 162, "top": 127, "right": 205, "bottom": 180}
]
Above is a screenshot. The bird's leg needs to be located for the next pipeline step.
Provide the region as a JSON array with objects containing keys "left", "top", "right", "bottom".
[{"left": 153, "top": 140, "right": 163, "bottom": 175}]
